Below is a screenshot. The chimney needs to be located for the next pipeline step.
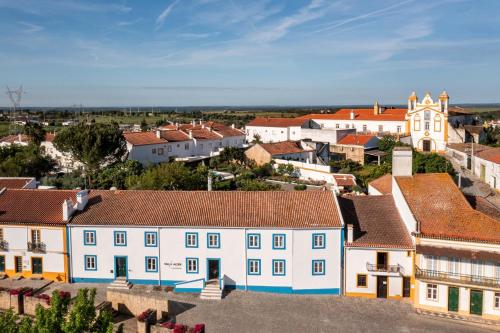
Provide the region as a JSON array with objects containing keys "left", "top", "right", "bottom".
[
  {"left": 392, "top": 146, "right": 413, "bottom": 177},
  {"left": 175, "top": 123, "right": 179, "bottom": 130},
  {"left": 202, "top": 124, "right": 205, "bottom": 129},
  {"left": 231, "top": 124, "right": 235, "bottom": 129},
  {"left": 189, "top": 130, "right": 193, "bottom": 139},
  {"left": 350, "top": 110, "right": 355, "bottom": 120},
  {"left": 76, "top": 190, "right": 88, "bottom": 210},
  {"left": 347, "top": 224, "right": 353, "bottom": 243},
  {"left": 156, "top": 130, "right": 161, "bottom": 138},
  {"left": 208, "top": 172, "right": 213, "bottom": 191},
  {"left": 373, "top": 101, "right": 379, "bottom": 115},
  {"left": 18, "top": 134, "right": 22, "bottom": 142},
  {"left": 191, "top": 120, "right": 196, "bottom": 126},
  {"left": 199, "top": 119, "right": 203, "bottom": 125},
  {"left": 62, "top": 199, "right": 74, "bottom": 221}
]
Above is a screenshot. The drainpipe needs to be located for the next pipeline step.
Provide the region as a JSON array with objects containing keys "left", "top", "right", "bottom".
[
  {"left": 244, "top": 228, "right": 248, "bottom": 292},
  {"left": 157, "top": 227, "right": 161, "bottom": 286},
  {"left": 67, "top": 226, "right": 73, "bottom": 283}
]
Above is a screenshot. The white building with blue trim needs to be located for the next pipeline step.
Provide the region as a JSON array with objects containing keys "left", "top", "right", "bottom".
[{"left": 68, "top": 190, "right": 344, "bottom": 295}]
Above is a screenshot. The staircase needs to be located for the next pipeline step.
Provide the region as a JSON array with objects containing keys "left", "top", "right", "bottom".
[
  {"left": 200, "top": 280, "right": 223, "bottom": 300},
  {"left": 107, "top": 277, "right": 132, "bottom": 290}
]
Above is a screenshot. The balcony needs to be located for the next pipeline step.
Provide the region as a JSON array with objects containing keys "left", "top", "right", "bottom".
[
  {"left": 415, "top": 266, "right": 500, "bottom": 288},
  {"left": 0, "top": 240, "right": 8, "bottom": 251},
  {"left": 27, "top": 242, "right": 46, "bottom": 253},
  {"left": 366, "top": 263, "right": 401, "bottom": 274}
]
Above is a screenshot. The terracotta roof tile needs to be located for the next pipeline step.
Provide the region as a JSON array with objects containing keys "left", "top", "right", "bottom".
[
  {"left": 188, "top": 128, "right": 222, "bottom": 140},
  {"left": 124, "top": 132, "right": 166, "bottom": 146},
  {"left": 246, "top": 117, "right": 308, "bottom": 127},
  {"left": 298, "top": 108, "right": 407, "bottom": 122},
  {"left": 0, "top": 134, "right": 30, "bottom": 144},
  {"left": 337, "top": 134, "right": 377, "bottom": 146},
  {"left": 0, "top": 189, "right": 78, "bottom": 225},
  {"left": 333, "top": 175, "right": 356, "bottom": 186},
  {"left": 0, "top": 178, "right": 35, "bottom": 189},
  {"left": 476, "top": 147, "right": 500, "bottom": 164},
  {"left": 447, "top": 143, "right": 492, "bottom": 155},
  {"left": 395, "top": 173, "right": 500, "bottom": 244},
  {"left": 338, "top": 195, "right": 413, "bottom": 249},
  {"left": 368, "top": 174, "right": 392, "bottom": 195},
  {"left": 259, "top": 141, "right": 309, "bottom": 155},
  {"left": 159, "top": 130, "right": 190, "bottom": 142},
  {"left": 71, "top": 190, "right": 342, "bottom": 228}
]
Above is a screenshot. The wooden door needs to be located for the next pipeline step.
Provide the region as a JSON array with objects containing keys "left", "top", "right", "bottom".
[
  {"left": 377, "top": 276, "right": 387, "bottom": 298},
  {"left": 32, "top": 258, "right": 43, "bottom": 275},
  {"left": 14, "top": 256, "right": 22, "bottom": 273},
  {"left": 470, "top": 290, "right": 483, "bottom": 315},
  {"left": 448, "top": 287, "right": 459, "bottom": 312},
  {"left": 115, "top": 257, "right": 127, "bottom": 278}
]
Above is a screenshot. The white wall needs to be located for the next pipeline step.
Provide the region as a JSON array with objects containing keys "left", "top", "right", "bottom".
[
  {"left": 309, "top": 119, "right": 406, "bottom": 135},
  {"left": 69, "top": 226, "right": 343, "bottom": 294},
  {"left": 246, "top": 126, "right": 301, "bottom": 143}
]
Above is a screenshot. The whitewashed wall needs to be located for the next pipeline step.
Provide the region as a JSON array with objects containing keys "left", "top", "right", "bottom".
[
  {"left": 246, "top": 126, "right": 301, "bottom": 143},
  {"left": 308, "top": 119, "right": 406, "bottom": 134}
]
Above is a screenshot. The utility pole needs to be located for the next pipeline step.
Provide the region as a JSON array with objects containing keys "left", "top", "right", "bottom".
[{"left": 6, "top": 85, "right": 24, "bottom": 135}]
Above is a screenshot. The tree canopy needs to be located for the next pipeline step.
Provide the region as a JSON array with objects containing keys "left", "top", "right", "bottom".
[
  {"left": 0, "top": 145, "right": 55, "bottom": 178},
  {"left": 53, "top": 123, "right": 126, "bottom": 174},
  {"left": 23, "top": 122, "right": 46, "bottom": 146}
]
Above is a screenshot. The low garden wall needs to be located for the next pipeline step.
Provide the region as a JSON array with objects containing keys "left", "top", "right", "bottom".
[
  {"left": 0, "top": 287, "right": 32, "bottom": 314},
  {"left": 107, "top": 289, "right": 168, "bottom": 321}
]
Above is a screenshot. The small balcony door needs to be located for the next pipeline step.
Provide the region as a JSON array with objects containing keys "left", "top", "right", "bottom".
[
  {"left": 376, "top": 252, "right": 388, "bottom": 271},
  {"left": 31, "top": 229, "right": 41, "bottom": 243}
]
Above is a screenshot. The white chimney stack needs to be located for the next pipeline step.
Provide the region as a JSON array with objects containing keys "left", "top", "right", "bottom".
[
  {"left": 350, "top": 110, "right": 355, "bottom": 120},
  {"left": 76, "top": 190, "right": 88, "bottom": 210},
  {"left": 231, "top": 124, "right": 235, "bottom": 129},
  {"left": 62, "top": 199, "right": 75, "bottom": 221},
  {"left": 392, "top": 146, "right": 413, "bottom": 177},
  {"left": 347, "top": 224, "right": 353, "bottom": 243},
  {"left": 156, "top": 130, "right": 161, "bottom": 138},
  {"left": 189, "top": 130, "right": 193, "bottom": 139}
]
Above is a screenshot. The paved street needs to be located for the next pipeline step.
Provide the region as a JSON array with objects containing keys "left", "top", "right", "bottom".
[{"left": 116, "top": 290, "right": 498, "bottom": 333}]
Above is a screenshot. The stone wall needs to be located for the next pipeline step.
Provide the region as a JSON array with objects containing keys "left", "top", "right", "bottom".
[
  {"left": 24, "top": 296, "right": 50, "bottom": 316},
  {"left": 107, "top": 289, "right": 168, "bottom": 321},
  {"left": 0, "top": 290, "right": 23, "bottom": 314}
]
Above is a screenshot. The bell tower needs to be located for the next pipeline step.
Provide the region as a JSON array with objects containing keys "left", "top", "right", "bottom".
[
  {"left": 439, "top": 90, "right": 449, "bottom": 113},
  {"left": 408, "top": 91, "right": 417, "bottom": 111}
]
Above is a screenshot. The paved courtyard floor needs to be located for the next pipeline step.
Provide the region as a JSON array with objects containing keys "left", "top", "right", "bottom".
[{"left": 115, "top": 290, "right": 497, "bottom": 333}]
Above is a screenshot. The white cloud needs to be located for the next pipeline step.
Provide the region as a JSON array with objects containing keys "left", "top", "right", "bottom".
[
  {"left": 18, "top": 21, "right": 44, "bottom": 33},
  {"left": 156, "top": 0, "right": 180, "bottom": 31}
]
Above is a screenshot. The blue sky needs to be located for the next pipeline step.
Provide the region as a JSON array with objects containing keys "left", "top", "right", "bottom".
[{"left": 0, "top": 0, "right": 499, "bottom": 106}]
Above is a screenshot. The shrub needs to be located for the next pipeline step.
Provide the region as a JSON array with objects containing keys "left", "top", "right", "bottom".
[{"left": 294, "top": 184, "right": 307, "bottom": 191}]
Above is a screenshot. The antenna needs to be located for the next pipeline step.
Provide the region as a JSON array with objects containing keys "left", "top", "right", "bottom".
[{"left": 6, "top": 85, "right": 25, "bottom": 135}]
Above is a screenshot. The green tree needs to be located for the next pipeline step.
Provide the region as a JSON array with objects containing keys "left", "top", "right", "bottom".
[
  {"left": 0, "top": 145, "right": 55, "bottom": 178},
  {"left": 251, "top": 134, "right": 262, "bottom": 144},
  {"left": 140, "top": 119, "right": 148, "bottom": 132},
  {"left": 53, "top": 123, "right": 126, "bottom": 177},
  {"left": 413, "top": 152, "right": 455, "bottom": 175},
  {"left": 236, "top": 179, "right": 281, "bottom": 191},
  {"left": 24, "top": 122, "right": 46, "bottom": 146},
  {"left": 126, "top": 162, "right": 208, "bottom": 190},
  {"left": 0, "top": 309, "right": 20, "bottom": 333},
  {"left": 93, "top": 160, "right": 143, "bottom": 189}
]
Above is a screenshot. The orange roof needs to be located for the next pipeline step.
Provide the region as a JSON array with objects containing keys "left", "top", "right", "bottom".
[
  {"left": 333, "top": 175, "right": 356, "bottom": 186},
  {"left": 124, "top": 132, "right": 166, "bottom": 146},
  {"left": 476, "top": 147, "right": 500, "bottom": 164},
  {"left": 247, "top": 117, "right": 308, "bottom": 127},
  {"left": 0, "top": 134, "right": 29, "bottom": 144},
  {"left": 259, "top": 141, "right": 309, "bottom": 155},
  {"left": 0, "top": 178, "right": 34, "bottom": 189},
  {"left": 0, "top": 189, "right": 78, "bottom": 225},
  {"left": 298, "top": 108, "right": 407, "bottom": 121},
  {"left": 368, "top": 174, "right": 392, "bottom": 195},
  {"left": 159, "top": 130, "right": 190, "bottom": 142},
  {"left": 189, "top": 128, "right": 221, "bottom": 140},
  {"left": 395, "top": 173, "right": 500, "bottom": 244},
  {"left": 44, "top": 133, "right": 56, "bottom": 142},
  {"left": 71, "top": 190, "right": 342, "bottom": 228},
  {"left": 337, "top": 134, "right": 377, "bottom": 146}
]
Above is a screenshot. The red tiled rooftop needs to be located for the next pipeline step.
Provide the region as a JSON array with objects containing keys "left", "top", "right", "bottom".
[
  {"left": 0, "top": 189, "right": 78, "bottom": 225},
  {"left": 124, "top": 132, "right": 166, "bottom": 146},
  {"left": 246, "top": 117, "right": 308, "bottom": 127},
  {"left": 333, "top": 175, "right": 356, "bottom": 187},
  {"left": 368, "top": 174, "right": 392, "bottom": 195},
  {"left": 298, "top": 108, "right": 407, "bottom": 122},
  {"left": 337, "top": 134, "right": 377, "bottom": 146},
  {"left": 395, "top": 173, "right": 500, "bottom": 244},
  {"left": 476, "top": 147, "right": 500, "bottom": 164},
  {"left": 0, "top": 178, "right": 35, "bottom": 189},
  {"left": 159, "top": 130, "right": 191, "bottom": 142},
  {"left": 338, "top": 195, "right": 413, "bottom": 249},
  {"left": 259, "top": 141, "right": 309, "bottom": 155},
  {"left": 71, "top": 190, "right": 342, "bottom": 228},
  {"left": 0, "top": 134, "right": 29, "bottom": 144}
]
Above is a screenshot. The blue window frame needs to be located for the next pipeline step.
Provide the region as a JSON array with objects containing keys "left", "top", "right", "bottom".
[
  {"left": 272, "top": 259, "right": 286, "bottom": 276},
  {"left": 272, "top": 234, "right": 286, "bottom": 250},
  {"left": 312, "top": 233, "right": 326, "bottom": 249},
  {"left": 207, "top": 233, "right": 220, "bottom": 248},
  {"left": 186, "top": 257, "right": 199, "bottom": 274},
  {"left": 144, "top": 232, "right": 157, "bottom": 247},
  {"left": 84, "top": 255, "right": 97, "bottom": 271},
  {"left": 247, "top": 259, "right": 261, "bottom": 275},
  {"left": 145, "top": 256, "right": 158, "bottom": 272},
  {"left": 83, "top": 230, "right": 96, "bottom": 246},
  {"left": 312, "top": 260, "right": 325, "bottom": 276},
  {"left": 185, "top": 232, "right": 198, "bottom": 248},
  {"left": 247, "top": 234, "right": 261, "bottom": 249},
  {"left": 113, "top": 231, "right": 127, "bottom": 246}
]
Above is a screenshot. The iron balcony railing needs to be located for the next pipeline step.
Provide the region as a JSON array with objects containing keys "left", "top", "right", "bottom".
[
  {"left": 27, "top": 242, "right": 46, "bottom": 253},
  {"left": 415, "top": 266, "right": 500, "bottom": 288},
  {"left": 366, "top": 263, "right": 401, "bottom": 274},
  {"left": 0, "top": 240, "right": 8, "bottom": 251}
]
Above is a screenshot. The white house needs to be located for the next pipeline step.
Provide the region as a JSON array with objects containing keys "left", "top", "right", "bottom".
[
  {"left": 68, "top": 190, "right": 344, "bottom": 295},
  {"left": 0, "top": 134, "right": 30, "bottom": 147},
  {"left": 339, "top": 195, "right": 414, "bottom": 300},
  {"left": 41, "top": 133, "right": 83, "bottom": 172},
  {"left": 245, "top": 118, "right": 307, "bottom": 143}
]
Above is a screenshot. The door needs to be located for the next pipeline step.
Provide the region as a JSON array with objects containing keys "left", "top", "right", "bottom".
[
  {"left": 0, "top": 256, "right": 4, "bottom": 272},
  {"left": 402, "top": 276, "right": 411, "bottom": 298},
  {"left": 14, "top": 256, "right": 22, "bottom": 273},
  {"left": 31, "top": 258, "right": 42, "bottom": 275},
  {"left": 207, "top": 259, "right": 220, "bottom": 281},
  {"left": 470, "top": 290, "right": 483, "bottom": 315},
  {"left": 448, "top": 287, "right": 459, "bottom": 312},
  {"left": 422, "top": 139, "right": 431, "bottom": 152},
  {"left": 377, "top": 252, "right": 388, "bottom": 271},
  {"left": 480, "top": 165, "right": 486, "bottom": 182},
  {"left": 115, "top": 257, "right": 127, "bottom": 278},
  {"left": 467, "top": 156, "right": 472, "bottom": 170},
  {"left": 377, "top": 276, "right": 388, "bottom": 298}
]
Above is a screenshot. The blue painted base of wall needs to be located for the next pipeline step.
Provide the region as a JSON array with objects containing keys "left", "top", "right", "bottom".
[
  {"left": 174, "top": 288, "right": 203, "bottom": 293},
  {"left": 71, "top": 277, "right": 181, "bottom": 286}
]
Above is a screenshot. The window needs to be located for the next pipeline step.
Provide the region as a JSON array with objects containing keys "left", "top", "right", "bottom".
[
  {"left": 85, "top": 255, "right": 97, "bottom": 271},
  {"left": 84, "top": 230, "right": 96, "bottom": 246},
  {"left": 114, "top": 231, "right": 127, "bottom": 246},
  {"left": 424, "top": 110, "right": 431, "bottom": 120},
  {"left": 362, "top": 125, "right": 367, "bottom": 132},
  {"left": 152, "top": 148, "right": 156, "bottom": 154},
  {"left": 426, "top": 255, "right": 438, "bottom": 271},
  {"left": 207, "top": 233, "right": 220, "bottom": 248},
  {"left": 272, "top": 234, "right": 286, "bottom": 250},
  {"left": 425, "top": 121, "right": 430, "bottom": 131},
  {"left": 186, "top": 258, "right": 198, "bottom": 274},
  {"left": 335, "top": 124, "right": 340, "bottom": 129},
  {"left": 397, "top": 126, "right": 401, "bottom": 133},
  {"left": 185, "top": 233, "right": 198, "bottom": 248},
  {"left": 378, "top": 125, "right": 383, "bottom": 133},
  {"left": 144, "top": 232, "right": 157, "bottom": 247},
  {"left": 247, "top": 234, "right": 261, "bottom": 249},
  {"left": 414, "top": 115, "right": 421, "bottom": 131},
  {"left": 448, "top": 257, "right": 460, "bottom": 276},
  {"left": 0, "top": 255, "right": 4, "bottom": 272},
  {"left": 471, "top": 259, "right": 484, "bottom": 280},
  {"left": 426, "top": 283, "right": 438, "bottom": 301},
  {"left": 312, "top": 260, "right": 325, "bottom": 275},
  {"left": 145, "top": 257, "right": 158, "bottom": 272},
  {"left": 434, "top": 116, "right": 441, "bottom": 132},
  {"left": 31, "top": 229, "right": 41, "bottom": 243},
  {"left": 312, "top": 234, "right": 326, "bottom": 249},
  {"left": 184, "top": 143, "right": 189, "bottom": 150},
  {"left": 167, "top": 146, "right": 172, "bottom": 152},
  {"left": 345, "top": 124, "right": 349, "bottom": 129},
  {"left": 357, "top": 274, "right": 367, "bottom": 287},
  {"left": 158, "top": 148, "right": 164, "bottom": 155},
  {"left": 248, "top": 259, "right": 261, "bottom": 275},
  {"left": 495, "top": 263, "right": 500, "bottom": 280},
  {"left": 273, "top": 260, "right": 285, "bottom": 276},
  {"left": 0, "top": 228, "right": 3, "bottom": 241},
  {"left": 495, "top": 292, "right": 500, "bottom": 309}
]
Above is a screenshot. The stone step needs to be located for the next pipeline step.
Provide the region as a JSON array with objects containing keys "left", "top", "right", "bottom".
[{"left": 107, "top": 279, "right": 132, "bottom": 290}]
